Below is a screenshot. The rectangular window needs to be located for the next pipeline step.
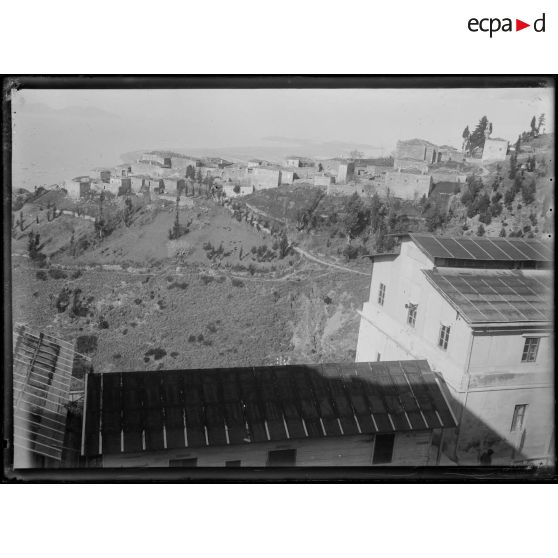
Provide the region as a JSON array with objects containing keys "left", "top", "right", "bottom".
[
  {"left": 267, "top": 449, "right": 296, "bottom": 467},
  {"left": 372, "top": 434, "right": 395, "bottom": 464},
  {"left": 511, "top": 405, "right": 527, "bottom": 432},
  {"left": 407, "top": 303, "right": 417, "bottom": 327},
  {"left": 225, "top": 460, "right": 241, "bottom": 467},
  {"left": 169, "top": 457, "right": 198, "bottom": 467},
  {"left": 438, "top": 325, "right": 451, "bottom": 350},
  {"left": 378, "top": 283, "right": 386, "bottom": 306},
  {"left": 521, "top": 338, "right": 540, "bottom": 362}
]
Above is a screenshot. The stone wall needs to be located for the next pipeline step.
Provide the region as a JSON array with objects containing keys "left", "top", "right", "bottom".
[{"left": 384, "top": 171, "right": 432, "bottom": 200}]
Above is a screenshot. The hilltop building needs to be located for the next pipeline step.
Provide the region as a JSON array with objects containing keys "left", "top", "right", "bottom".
[
  {"left": 250, "top": 166, "right": 282, "bottom": 190},
  {"left": 64, "top": 176, "right": 91, "bottom": 200},
  {"left": 355, "top": 234, "right": 553, "bottom": 466},
  {"left": 396, "top": 139, "right": 440, "bottom": 165},
  {"left": 114, "top": 163, "right": 133, "bottom": 177},
  {"left": 81, "top": 362, "right": 457, "bottom": 467},
  {"left": 91, "top": 168, "right": 111, "bottom": 183},
  {"left": 284, "top": 156, "right": 313, "bottom": 168},
  {"left": 438, "top": 146, "right": 463, "bottom": 163},
  {"left": 383, "top": 171, "right": 432, "bottom": 200},
  {"left": 169, "top": 155, "right": 202, "bottom": 170},
  {"left": 139, "top": 152, "right": 172, "bottom": 168},
  {"left": 482, "top": 138, "right": 509, "bottom": 161},
  {"left": 337, "top": 162, "right": 355, "bottom": 184},
  {"left": 109, "top": 176, "right": 132, "bottom": 196},
  {"left": 280, "top": 169, "right": 296, "bottom": 185}
]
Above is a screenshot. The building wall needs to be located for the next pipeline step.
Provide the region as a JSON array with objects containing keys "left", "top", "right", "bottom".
[
  {"left": 355, "top": 239, "right": 554, "bottom": 465},
  {"left": 396, "top": 141, "right": 427, "bottom": 161},
  {"left": 355, "top": 243, "right": 470, "bottom": 391},
  {"left": 457, "top": 386, "right": 554, "bottom": 465},
  {"left": 130, "top": 176, "right": 146, "bottom": 193},
  {"left": 280, "top": 170, "right": 295, "bottom": 185},
  {"left": 314, "top": 175, "right": 334, "bottom": 188},
  {"left": 430, "top": 171, "right": 468, "bottom": 183},
  {"left": 170, "top": 157, "right": 201, "bottom": 169},
  {"left": 286, "top": 158, "right": 301, "bottom": 167},
  {"left": 384, "top": 172, "right": 432, "bottom": 200},
  {"left": 393, "top": 158, "right": 430, "bottom": 173},
  {"left": 65, "top": 180, "right": 90, "bottom": 200},
  {"left": 337, "top": 163, "right": 355, "bottom": 184},
  {"left": 131, "top": 162, "right": 165, "bottom": 177},
  {"left": 251, "top": 168, "right": 281, "bottom": 190},
  {"left": 439, "top": 149, "right": 463, "bottom": 163},
  {"left": 482, "top": 139, "right": 508, "bottom": 161},
  {"left": 99, "top": 431, "right": 435, "bottom": 467}
]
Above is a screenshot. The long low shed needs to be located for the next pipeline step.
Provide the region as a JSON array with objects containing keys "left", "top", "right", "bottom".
[{"left": 82, "top": 361, "right": 457, "bottom": 459}]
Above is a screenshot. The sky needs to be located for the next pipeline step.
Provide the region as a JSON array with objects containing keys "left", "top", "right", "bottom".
[{"left": 11, "top": 86, "right": 554, "bottom": 188}]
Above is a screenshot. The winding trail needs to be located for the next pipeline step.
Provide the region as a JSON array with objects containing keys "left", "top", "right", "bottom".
[{"left": 292, "top": 247, "right": 371, "bottom": 276}]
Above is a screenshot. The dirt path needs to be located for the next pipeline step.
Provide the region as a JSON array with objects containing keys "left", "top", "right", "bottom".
[{"left": 293, "top": 247, "right": 370, "bottom": 276}]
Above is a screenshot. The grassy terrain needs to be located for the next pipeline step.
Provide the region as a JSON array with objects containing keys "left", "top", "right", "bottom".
[
  {"left": 12, "top": 190, "right": 370, "bottom": 372},
  {"left": 12, "top": 256, "right": 369, "bottom": 371}
]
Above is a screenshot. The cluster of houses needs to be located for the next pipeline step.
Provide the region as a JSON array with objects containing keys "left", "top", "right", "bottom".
[{"left": 62, "top": 133, "right": 511, "bottom": 210}]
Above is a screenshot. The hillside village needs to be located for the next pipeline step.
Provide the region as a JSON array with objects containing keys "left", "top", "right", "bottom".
[{"left": 11, "top": 112, "right": 555, "bottom": 469}]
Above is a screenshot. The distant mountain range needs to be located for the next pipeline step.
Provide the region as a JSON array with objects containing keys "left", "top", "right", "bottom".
[{"left": 121, "top": 139, "right": 391, "bottom": 165}]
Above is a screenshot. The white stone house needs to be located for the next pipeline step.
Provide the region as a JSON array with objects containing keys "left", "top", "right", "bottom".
[{"left": 355, "top": 233, "right": 553, "bottom": 466}]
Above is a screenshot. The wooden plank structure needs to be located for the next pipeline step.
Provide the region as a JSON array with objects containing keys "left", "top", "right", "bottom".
[
  {"left": 82, "top": 360, "right": 457, "bottom": 458},
  {"left": 13, "top": 324, "right": 76, "bottom": 463}
]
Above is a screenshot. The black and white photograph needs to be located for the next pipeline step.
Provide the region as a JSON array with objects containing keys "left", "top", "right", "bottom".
[{"left": 4, "top": 78, "right": 555, "bottom": 475}]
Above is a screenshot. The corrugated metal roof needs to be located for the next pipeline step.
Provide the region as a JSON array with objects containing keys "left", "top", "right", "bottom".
[
  {"left": 423, "top": 268, "right": 552, "bottom": 324},
  {"left": 82, "top": 361, "right": 456, "bottom": 456},
  {"left": 410, "top": 233, "right": 552, "bottom": 263}
]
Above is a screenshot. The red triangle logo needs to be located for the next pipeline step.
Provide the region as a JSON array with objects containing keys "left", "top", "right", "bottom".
[{"left": 516, "top": 19, "right": 530, "bottom": 31}]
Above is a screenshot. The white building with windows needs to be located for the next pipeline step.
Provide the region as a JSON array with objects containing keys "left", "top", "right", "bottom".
[{"left": 356, "top": 233, "right": 553, "bottom": 466}]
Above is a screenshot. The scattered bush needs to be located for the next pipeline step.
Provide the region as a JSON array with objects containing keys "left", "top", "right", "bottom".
[
  {"left": 197, "top": 333, "right": 204, "bottom": 342},
  {"left": 231, "top": 278, "right": 244, "bottom": 288},
  {"left": 207, "top": 323, "right": 218, "bottom": 333},
  {"left": 98, "top": 318, "right": 109, "bottom": 329},
  {"left": 71, "top": 270, "right": 83, "bottom": 279},
  {"left": 200, "top": 275, "right": 214, "bottom": 285},
  {"left": 145, "top": 348, "right": 167, "bottom": 360},
  {"left": 48, "top": 268, "right": 68, "bottom": 280},
  {"left": 76, "top": 335, "right": 98, "bottom": 354},
  {"left": 36, "top": 271, "right": 47, "bottom": 281},
  {"left": 168, "top": 281, "right": 189, "bottom": 290},
  {"left": 188, "top": 335, "right": 197, "bottom": 343}
]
